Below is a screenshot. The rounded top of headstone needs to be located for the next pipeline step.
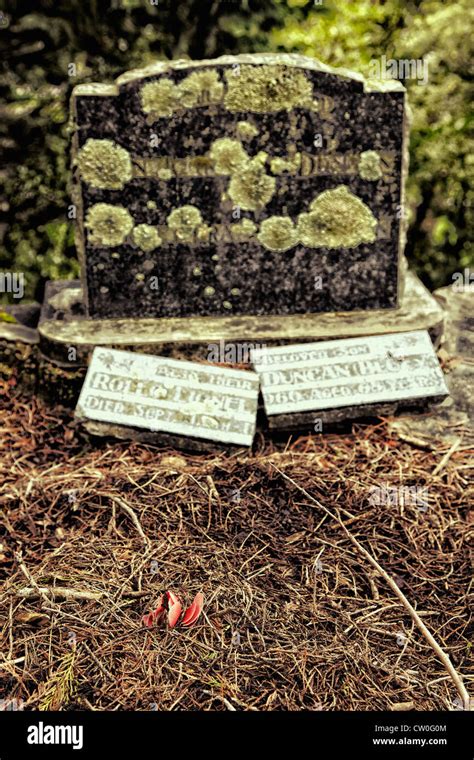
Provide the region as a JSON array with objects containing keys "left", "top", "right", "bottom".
[{"left": 106, "top": 53, "right": 405, "bottom": 94}]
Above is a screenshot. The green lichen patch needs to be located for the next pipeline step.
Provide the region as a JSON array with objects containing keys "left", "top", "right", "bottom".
[
  {"left": 157, "top": 168, "right": 174, "bottom": 180},
  {"left": 76, "top": 139, "right": 132, "bottom": 190},
  {"left": 132, "top": 224, "right": 161, "bottom": 252},
  {"left": 209, "top": 138, "right": 249, "bottom": 175},
  {"left": 228, "top": 158, "right": 276, "bottom": 211},
  {"left": 359, "top": 150, "right": 383, "bottom": 181},
  {"left": 236, "top": 120, "right": 259, "bottom": 139},
  {"left": 177, "top": 69, "right": 224, "bottom": 107},
  {"left": 224, "top": 65, "right": 313, "bottom": 113},
  {"left": 230, "top": 218, "right": 257, "bottom": 241},
  {"left": 196, "top": 224, "right": 213, "bottom": 242},
  {"left": 297, "top": 186, "right": 377, "bottom": 249},
  {"left": 270, "top": 153, "right": 302, "bottom": 175},
  {"left": 140, "top": 78, "right": 179, "bottom": 118},
  {"left": 167, "top": 205, "right": 203, "bottom": 242},
  {"left": 257, "top": 216, "right": 299, "bottom": 252},
  {"left": 85, "top": 204, "right": 134, "bottom": 247}
]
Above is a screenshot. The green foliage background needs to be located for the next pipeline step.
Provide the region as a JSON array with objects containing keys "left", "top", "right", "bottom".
[{"left": 0, "top": 0, "right": 472, "bottom": 301}]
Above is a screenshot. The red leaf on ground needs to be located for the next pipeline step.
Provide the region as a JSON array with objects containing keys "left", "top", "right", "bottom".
[{"left": 182, "top": 592, "right": 204, "bottom": 627}]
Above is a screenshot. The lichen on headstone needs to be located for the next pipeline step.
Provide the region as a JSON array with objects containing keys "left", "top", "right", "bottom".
[
  {"left": 132, "top": 224, "right": 162, "bottom": 252},
  {"left": 257, "top": 216, "right": 299, "bottom": 252},
  {"left": 209, "top": 138, "right": 249, "bottom": 175},
  {"left": 358, "top": 150, "right": 383, "bottom": 181},
  {"left": 76, "top": 139, "right": 132, "bottom": 190},
  {"left": 297, "top": 186, "right": 377, "bottom": 249},
  {"left": 224, "top": 65, "right": 313, "bottom": 113},
  {"left": 166, "top": 205, "right": 203, "bottom": 242},
  {"left": 85, "top": 204, "right": 134, "bottom": 247},
  {"left": 140, "top": 78, "right": 179, "bottom": 119},
  {"left": 228, "top": 157, "right": 276, "bottom": 211}
]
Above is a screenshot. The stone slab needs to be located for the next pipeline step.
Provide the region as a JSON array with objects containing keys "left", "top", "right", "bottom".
[
  {"left": 251, "top": 330, "right": 449, "bottom": 429},
  {"left": 38, "top": 270, "right": 443, "bottom": 365},
  {"left": 76, "top": 347, "right": 259, "bottom": 447},
  {"left": 0, "top": 322, "right": 39, "bottom": 345},
  {"left": 389, "top": 284, "right": 474, "bottom": 449},
  {"left": 434, "top": 284, "right": 474, "bottom": 359},
  {"left": 71, "top": 53, "right": 407, "bottom": 320}
]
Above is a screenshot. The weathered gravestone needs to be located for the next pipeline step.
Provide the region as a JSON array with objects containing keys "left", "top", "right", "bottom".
[
  {"left": 71, "top": 53, "right": 407, "bottom": 321},
  {"left": 76, "top": 347, "right": 259, "bottom": 448},
  {"left": 251, "top": 330, "right": 448, "bottom": 430}
]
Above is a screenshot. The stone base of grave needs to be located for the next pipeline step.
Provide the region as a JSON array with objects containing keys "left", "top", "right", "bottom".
[{"left": 38, "top": 269, "right": 444, "bottom": 366}]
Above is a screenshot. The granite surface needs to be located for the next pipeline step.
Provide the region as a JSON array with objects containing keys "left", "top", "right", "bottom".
[
  {"left": 71, "top": 54, "right": 407, "bottom": 320},
  {"left": 38, "top": 270, "right": 443, "bottom": 365}
]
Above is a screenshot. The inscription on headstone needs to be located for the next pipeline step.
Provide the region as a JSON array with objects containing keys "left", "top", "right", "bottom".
[
  {"left": 251, "top": 330, "right": 448, "bottom": 428},
  {"left": 76, "top": 348, "right": 259, "bottom": 446},
  {"left": 71, "top": 53, "right": 407, "bottom": 320}
]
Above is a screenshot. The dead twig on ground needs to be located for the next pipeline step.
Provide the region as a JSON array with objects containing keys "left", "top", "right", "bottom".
[{"left": 273, "top": 467, "right": 472, "bottom": 712}]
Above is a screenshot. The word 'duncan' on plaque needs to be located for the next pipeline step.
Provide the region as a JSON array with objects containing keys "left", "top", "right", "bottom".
[
  {"left": 71, "top": 53, "right": 407, "bottom": 321},
  {"left": 76, "top": 348, "right": 259, "bottom": 447},
  {"left": 251, "top": 331, "right": 449, "bottom": 430}
]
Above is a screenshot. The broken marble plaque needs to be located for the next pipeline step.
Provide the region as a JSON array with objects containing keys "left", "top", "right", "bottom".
[
  {"left": 251, "top": 330, "right": 448, "bottom": 429},
  {"left": 76, "top": 348, "right": 259, "bottom": 446},
  {"left": 71, "top": 53, "right": 407, "bottom": 320}
]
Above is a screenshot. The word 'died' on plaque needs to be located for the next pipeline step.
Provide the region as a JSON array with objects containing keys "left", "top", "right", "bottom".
[
  {"left": 76, "top": 348, "right": 259, "bottom": 447},
  {"left": 71, "top": 53, "right": 408, "bottom": 321},
  {"left": 251, "top": 330, "right": 449, "bottom": 427}
]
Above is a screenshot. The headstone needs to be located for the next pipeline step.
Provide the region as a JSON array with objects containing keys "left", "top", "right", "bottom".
[
  {"left": 76, "top": 348, "right": 259, "bottom": 447},
  {"left": 251, "top": 330, "right": 448, "bottom": 430},
  {"left": 71, "top": 53, "right": 407, "bottom": 321}
]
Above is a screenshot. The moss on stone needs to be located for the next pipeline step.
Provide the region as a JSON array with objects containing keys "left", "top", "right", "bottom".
[
  {"left": 254, "top": 150, "right": 268, "bottom": 166},
  {"left": 85, "top": 203, "right": 134, "bottom": 247},
  {"left": 228, "top": 158, "right": 276, "bottom": 211},
  {"left": 231, "top": 218, "right": 257, "bottom": 241},
  {"left": 132, "top": 224, "right": 161, "bottom": 252},
  {"left": 297, "top": 185, "right": 377, "bottom": 249},
  {"left": 359, "top": 150, "right": 383, "bottom": 181},
  {"left": 257, "top": 216, "right": 299, "bottom": 252},
  {"left": 236, "top": 120, "right": 259, "bottom": 139},
  {"left": 195, "top": 224, "right": 212, "bottom": 242},
  {"left": 167, "top": 205, "right": 203, "bottom": 242},
  {"left": 209, "top": 138, "right": 249, "bottom": 175},
  {"left": 157, "top": 168, "right": 174, "bottom": 180},
  {"left": 177, "top": 69, "right": 224, "bottom": 107},
  {"left": 140, "top": 78, "right": 179, "bottom": 118},
  {"left": 270, "top": 153, "right": 301, "bottom": 175},
  {"left": 76, "top": 139, "right": 132, "bottom": 190},
  {"left": 224, "top": 65, "right": 313, "bottom": 113}
]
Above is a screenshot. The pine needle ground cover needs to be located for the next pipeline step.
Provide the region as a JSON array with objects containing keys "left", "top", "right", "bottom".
[{"left": 0, "top": 391, "right": 472, "bottom": 711}]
